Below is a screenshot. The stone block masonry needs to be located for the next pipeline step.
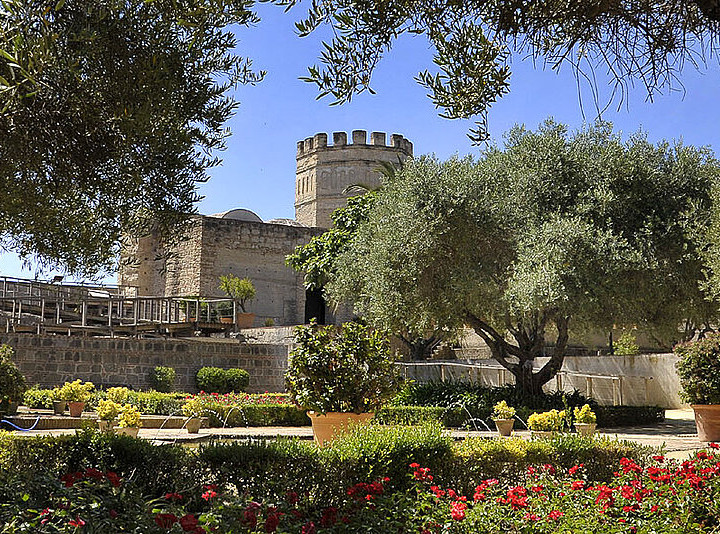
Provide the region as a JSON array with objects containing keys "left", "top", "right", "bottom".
[{"left": 0, "top": 334, "right": 290, "bottom": 393}]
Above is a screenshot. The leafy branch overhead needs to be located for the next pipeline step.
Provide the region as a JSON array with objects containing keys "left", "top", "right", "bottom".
[
  {"left": 0, "top": 0, "right": 265, "bottom": 276},
  {"left": 272, "top": 0, "right": 720, "bottom": 142}
]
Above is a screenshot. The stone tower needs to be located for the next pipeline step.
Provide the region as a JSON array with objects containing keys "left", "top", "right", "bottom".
[{"left": 295, "top": 130, "right": 413, "bottom": 228}]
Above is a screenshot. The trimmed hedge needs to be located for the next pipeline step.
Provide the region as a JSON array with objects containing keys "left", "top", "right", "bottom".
[
  {"left": 196, "top": 367, "right": 250, "bottom": 394},
  {"left": 0, "top": 423, "right": 655, "bottom": 506},
  {"left": 149, "top": 366, "right": 176, "bottom": 393}
]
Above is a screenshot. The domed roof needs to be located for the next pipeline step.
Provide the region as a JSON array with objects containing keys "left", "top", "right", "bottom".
[
  {"left": 267, "top": 218, "right": 306, "bottom": 227},
  {"left": 210, "top": 208, "right": 263, "bottom": 223}
]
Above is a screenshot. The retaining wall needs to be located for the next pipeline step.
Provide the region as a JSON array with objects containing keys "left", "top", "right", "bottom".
[{"left": 0, "top": 334, "right": 289, "bottom": 393}]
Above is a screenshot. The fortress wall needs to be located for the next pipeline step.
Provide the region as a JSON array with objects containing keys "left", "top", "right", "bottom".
[
  {"left": 195, "top": 217, "right": 323, "bottom": 326},
  {"left": 0, "top": 333, "right": 289, "bottom": 393}
]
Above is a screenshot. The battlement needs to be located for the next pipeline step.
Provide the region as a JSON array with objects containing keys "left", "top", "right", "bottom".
[{"left": 296, "top": 130, "right": 413, "bottom": 158}]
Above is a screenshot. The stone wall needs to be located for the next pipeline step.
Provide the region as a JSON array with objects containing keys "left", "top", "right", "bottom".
[
  {"left": 398, "top": 353, "right": 684, "bottom": 408},
  {"left": 0, "top": 334, "right": 289, "bottom": 393},
  {"left": 295, "top": 130, "right": 413, "bottom": 228}
]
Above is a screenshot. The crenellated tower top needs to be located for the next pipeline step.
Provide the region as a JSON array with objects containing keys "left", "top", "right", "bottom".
[{"left": 294, "top": 130, "right": 413, "bottom": 228}]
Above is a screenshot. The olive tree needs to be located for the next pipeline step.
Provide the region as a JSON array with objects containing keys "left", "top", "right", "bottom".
[
  {"left": 328, "top": 120, "right": 720, "bottom": 394},
  {"left": 0, "top": 0, "right": 263, "bottom": 276}
]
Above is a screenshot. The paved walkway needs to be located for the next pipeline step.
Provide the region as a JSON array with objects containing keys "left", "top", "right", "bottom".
[{"left": 5, "top": 409, "right": 708, "bottom": 459}]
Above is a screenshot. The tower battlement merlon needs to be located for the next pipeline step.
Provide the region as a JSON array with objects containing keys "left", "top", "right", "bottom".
[{"left": 295, "top": 130, "right": 413, "bottom": 157}]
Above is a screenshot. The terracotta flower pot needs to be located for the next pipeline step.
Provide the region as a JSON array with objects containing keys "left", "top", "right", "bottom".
[
  {"left": 493, "top": 418, "right": 514, "bottom": 437},
  {"left": 308, "top": 411, "right": 374, "bottom": 447},
  {"left": 115, "top": 426, "right": 139, "bottom": 438},
  {"left": 574, "top": 423, "right": 597, "bottom": 437},
  {"left": 68, "top": 401, "right": 85, "bottom": 417},
  {"left": 691, "top": 404, "right": 720, "bottom": 442},
  {"left": 186, "top": 417, "right": 202, "bottom": 434},
  {"left": 53, "top": 400, "right": 67, "bottom": 415}
]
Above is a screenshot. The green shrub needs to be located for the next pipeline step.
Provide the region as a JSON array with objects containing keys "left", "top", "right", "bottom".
[
  {"left": 286, "top": 321, "right": 400, "bottom": 414},
  {"left": 206, "top": 403, "right": 309, "bottom": 427},
  {"left": 0, "top": 345, "right": 27, "bottom": 410},
  {"left": 149, "top": 366, "right": 176, "bottom": 393},
  {"left": 224, "top": 368, "right": 249, "bottom": 392},
  {"left": 89, "top": 390, "right": 185, "bottom": 416},
  {"left": 196, "top": 367, "right": 227, "bottom": 393},
  {"left": 456, "top": 434, "right": 654, "bottom": 486},
  {"left": 595, "top": 405, "right": 664, "bottom": 427},
  {"left": 675, "top": 333, "right": 720, "bottom": 404},
  {"left": 23, "top": 386, "right": 55, "bottom": 409},
  {"left": 196, "top": 367, "right": 249, "bottom": 394},
  {"left": 614, "top": 331, "right": 640, "bottom": 355}
]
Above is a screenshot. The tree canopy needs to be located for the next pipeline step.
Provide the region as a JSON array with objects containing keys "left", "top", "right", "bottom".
[
  {"left": 274, "top": 0, "right": 720, "bottom": 142},
  {"left": 0, "top": 0, "right": 263, "bottom": 276},
  {"left": 327, "top": 120, "right": 720, "bottom": 393}
]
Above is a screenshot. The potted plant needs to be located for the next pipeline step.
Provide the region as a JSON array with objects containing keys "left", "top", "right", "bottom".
[
  {"left": 51, "top": 387, "right": 67, "bottom": 415},
  {"left": 96, "top": 399, "right": 121, "bottom": 432},
  {"left": 527, "top": 409, "right": 566, "bottom": 438},
  {"left": 491, "top": 400, "right": 516, "bottom": 436},
  {"left": 181, "top": 396, "right": 206, "bottom": 434},
  {"left": 219, "top": 274, "right": 256, "bottom": 328},
  {"left": 573, "top": 404, "right": 597, "bottom": 436},
  {"left": 0, "top": 345, "right": 27, "bottom": 415},
  {"left": 59, "top": 380, "right": 95, "bottom": 417},
  {"left": 116, "top": 404, "right": 142, "bottom": 437},
  {"left": 675, "top": 334, "right": 720, "bottom": 441},
  {"left": 286, "top": 321, "right": 400, "bottom": 446}
]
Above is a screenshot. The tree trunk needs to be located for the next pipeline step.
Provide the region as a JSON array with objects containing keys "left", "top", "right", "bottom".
[{"left": 465, "top": 312, "right": 570, "bottom": 397}]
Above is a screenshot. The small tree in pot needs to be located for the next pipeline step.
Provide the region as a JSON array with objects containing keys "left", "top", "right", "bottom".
[
  {"left": 286, "top": 321, "right": 400, "bottom": 446},
  {"left": 675, "top": 334, "right": 720, "bottom": 441},
  {"left": 219, "top": 274, "right": 256, "bottom": 328}
]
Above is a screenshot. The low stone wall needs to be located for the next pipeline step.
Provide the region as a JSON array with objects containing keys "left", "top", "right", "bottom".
[
  {"left": 398, "top": 353, "right": 684, "bottom": 408},
  {"left": 0, "top": 334, "right": 289, "bottom": 393}
]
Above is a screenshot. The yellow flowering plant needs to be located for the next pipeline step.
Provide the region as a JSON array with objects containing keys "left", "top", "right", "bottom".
[
  {"left": 96, "top": 400, "right": 122, "bottom": 421},
  {"left": 118, "top": 404, "right": 142, "bottom": 428},
  {"left": 573, "top": 404, "right": 596, "bottom": 424},
  {"left": 527, "top": 409, "right": 566, "bottom": 432}
]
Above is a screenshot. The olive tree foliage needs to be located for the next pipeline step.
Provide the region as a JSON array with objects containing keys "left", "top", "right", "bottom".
[
  {"left": 0, "top": 0, "right": 264, "bottom": 276},
  {"left": 328, "top": 120, "right": 720, "bottom": 394},
  {"left": 271, "top": 0, "right": 720, "bottom": 142}
]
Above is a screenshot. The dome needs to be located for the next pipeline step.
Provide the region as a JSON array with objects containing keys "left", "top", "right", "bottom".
[{"left": 210, "top": 208, "right": 263, "bottom": 223}]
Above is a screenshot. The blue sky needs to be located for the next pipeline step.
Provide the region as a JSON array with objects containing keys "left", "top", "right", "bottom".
[{"left": 3, "top": 4, "right": 720, "bottom": 282}]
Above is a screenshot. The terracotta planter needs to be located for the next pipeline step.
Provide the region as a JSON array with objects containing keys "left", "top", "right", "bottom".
[
  {"left": 68, "top": 401, "right": 85, "bottom": 417},
  {"left": 115, "top": 426, "right": 139, "bottom": 438},
  {"left": 308, "top": 411, "right": 374, "bottom": 447},
  {"left": 692, "top": 404, "right": 720, "bottom": 442},
  {"left": 186, "top": 417, "right": 202, "bottom": 434},
  {"left": 493, "top": 418, "right": 514, "bottom": 437},
  {"left": 53, "top": 400, "right": 67, "bottom": 415},
  {"left": 236, "top": 312, "right": 255, "bottom": 329},
  {"left": 574, "top": 423, "right": 597, "bottom": 437},
  {"left": 220, "top": 317, "right": 233, "bottom": 324},
  {"left": 97, "top": 420, "right": 114, "bottom": 432}
]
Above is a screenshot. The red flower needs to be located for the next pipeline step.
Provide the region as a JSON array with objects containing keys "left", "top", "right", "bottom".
[
  {"left": 547, "top": 510, "right": 564, "bottom": 521},
  {"left": 165, "top": 492, "right": 183, "bottom": 501},
  {"left": 709, "top": 442, "right": 719, "bottom": 449},
  {"left": 105, "top": 471, "right": 122, "bottom": 487},
  {"left": 109, "top": 509, "right": 118, "bottom": 519},
  {"left": 84, "top": 468, "right": 104, "bottom": 480},
  {"left": 202, "top": 489, "right": 217, "bottom": 501},
  {"left": 450, "top": 501, "right": 467, "bottom": 521},
  {"left": 320, "top": 507, "right": 337, "bottom": 527},
  {"left": 180, "top": 514, "right": 199, "bottom": 531},
  {"left": 285, "top": 491, "right": 299, "bottom": 505},
  {"left": 155, "top": 513, "right": 178, "bottom": 528},
  {"left": 571, "top": 480, "right": 585, "bottom": 491},
  {"left": 524, "top": 513, "right": 541, "bottom": 521},
  {"left": 265, "top": 508, "right": 283, "bottom": 533},
  {"left": 302, "top": 521, "right": 317, "bottom": 534},
  {"left": 68, "top": 516, "right": 86, "bottom": 527},
  {"left": 569, "top": 464, "right": 584, "bottom": 475}
]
